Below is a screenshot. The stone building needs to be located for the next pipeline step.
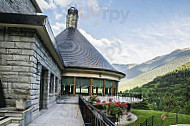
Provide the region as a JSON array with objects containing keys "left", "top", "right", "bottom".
[{"left": 0, "top": 0, "right": 125, "bottom": 125}]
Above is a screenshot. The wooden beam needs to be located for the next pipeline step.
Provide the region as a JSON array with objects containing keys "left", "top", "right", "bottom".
[
  {"left": 90, "top": 79, "right": 93, "bottom": 95},
  {"left": 73, "top": 77, "right": 76, "bottom": 95},
  {"left": 112, "top": 81, "right": 114, "bottom": 96},
  {"left": 103, "top": 80, "right": 106, "bottom": 96}
]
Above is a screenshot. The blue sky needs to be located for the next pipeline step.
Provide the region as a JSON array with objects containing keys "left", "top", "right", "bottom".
[{"left": 37, "top": 0, "right": 190, "bottom": 64}]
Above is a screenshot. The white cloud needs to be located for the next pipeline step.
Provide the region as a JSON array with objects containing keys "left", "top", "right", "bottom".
[
  {"left": 36, "top": 0, "right": 56, "bottom": 10},
  {"left": 52, "top": 22, "right": 66, "bottom": 36},
  {"left": 120, "top": 17, "right": 190, "bottom": 64},
  {"left": 79, "top": 29, "right": 127, "bottom": 64},
  {"left": 37, "top": 0, "right": 102, "bottom": 11},
  {"left": 54, "top": 0, "right": 73, "bottom": 7},
  {"left": 54, "top": 12, "right": 63, "bottom": 20},
  {"left": 78, "top": 17, "right": 190, "bottom": 64}
]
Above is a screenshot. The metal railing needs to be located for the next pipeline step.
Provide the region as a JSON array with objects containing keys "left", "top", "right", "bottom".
[
  {"left": 140, "top": 113, "right": 179, "bottom": 126},
  {"left": 79, "top": 96, "right": 117, "bottom": 126},
  {"left": 140, "top": 115, "right": 154, "bottom": 126}
]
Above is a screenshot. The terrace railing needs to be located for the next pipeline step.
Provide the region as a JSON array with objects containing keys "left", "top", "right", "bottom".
[
  {"left": 79, "top": 96, "right": 117, "bottom": 126},
  {"left": 118, "top": 92, "right": 142, "bottom": 103},
  {"left": 140, "top": 115, "right": 154, "bottom": 126}
]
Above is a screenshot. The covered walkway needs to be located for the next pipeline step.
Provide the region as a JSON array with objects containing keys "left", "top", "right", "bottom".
[{"left": 28, "top": 96, "right": 84, "bottom": 126}]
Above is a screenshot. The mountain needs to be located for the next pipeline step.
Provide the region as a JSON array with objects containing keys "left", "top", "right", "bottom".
[
  {"left": 112, "top": 64, "right": 137, "bottom": 79},
  {"left": 118, "top": 48, "right": 190, "bottom": 91},
  {"left": 130, "top": 62, "right": 190, "bottom": 112}
]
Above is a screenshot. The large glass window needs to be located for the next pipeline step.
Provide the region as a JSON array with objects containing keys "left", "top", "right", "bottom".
[
  {"left": 93, "top": 79, "right": 103, "bottom": 95},
  {"left": 76, "top": 77, "right": 90, "bottom": 94},
  {"left": 62, "top": 77, "right": 74, "bottom": 94}
]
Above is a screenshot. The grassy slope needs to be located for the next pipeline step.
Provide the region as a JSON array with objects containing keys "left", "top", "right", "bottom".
[
  {"left": 127, "top": 109, "right": 190, "bottom": 126},
  {"left": 119, "top": 56, "right": 190, "bottom": 91}
]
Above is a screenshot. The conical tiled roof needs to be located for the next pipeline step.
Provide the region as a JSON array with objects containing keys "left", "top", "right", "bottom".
[{"left": 55, "top": 28, "right": 123, "bottom": 74}]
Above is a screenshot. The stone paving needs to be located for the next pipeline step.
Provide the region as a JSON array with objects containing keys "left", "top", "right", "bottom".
[{"left": 28, "top": 96, "right": 84, "bottom": 126}]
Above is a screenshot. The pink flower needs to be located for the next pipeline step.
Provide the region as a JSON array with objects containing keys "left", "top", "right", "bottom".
[
  {"left": 109, "top": 98, "right": 113, "bottom": 102},
  {"left": 96, "top": 99, "right": 101, "bottom": 104},
  {"left": 115, "top": 102, "right": 121, "bottom": 107},
  {"left": 122, "top": 103, "right": 128, "bottom": 108},
  {"left": 107, "top": 103, "right": 111, "bottom": 106},
  {"left": 102, "top": 101, "right": 106, "bottom": 104}
]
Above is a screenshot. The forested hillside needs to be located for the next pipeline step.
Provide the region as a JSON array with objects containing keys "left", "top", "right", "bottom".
[
  {"left": 130, "top": 62, "right": 190, "bottom": 113},
  {"left": 119, "top": 48, "right": 190, "bottom": 91}
]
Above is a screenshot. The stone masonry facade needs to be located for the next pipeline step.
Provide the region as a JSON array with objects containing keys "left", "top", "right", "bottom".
[
  {"left": 0, "top": 27, "right": 61, "bottom": 119},
  {"left": 0, "top": 0, "right": 37, "bottom": 14}
]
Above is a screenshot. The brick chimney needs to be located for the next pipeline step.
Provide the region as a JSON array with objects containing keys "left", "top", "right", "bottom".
[{"left": 66, "top": 7, "right": 78, "bottom": 28}]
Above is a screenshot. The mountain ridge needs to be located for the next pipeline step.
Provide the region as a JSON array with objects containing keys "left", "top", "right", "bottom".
[{"left": 112, "top": 48, "right": 190, "bottom": 91}]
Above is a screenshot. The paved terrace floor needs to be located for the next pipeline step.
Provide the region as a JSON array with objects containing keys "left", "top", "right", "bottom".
[{"left": 28, "top": 96, "right": 84, "bottom": 126}]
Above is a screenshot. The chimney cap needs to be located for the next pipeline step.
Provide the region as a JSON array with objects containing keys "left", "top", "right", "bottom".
[{"left": 68, "top": 7, "right": 78, "bottom": 15}]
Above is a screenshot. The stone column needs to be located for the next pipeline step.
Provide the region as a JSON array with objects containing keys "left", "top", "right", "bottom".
[{"left": 73, "top": 77, "right": 76, "bottom": 95}]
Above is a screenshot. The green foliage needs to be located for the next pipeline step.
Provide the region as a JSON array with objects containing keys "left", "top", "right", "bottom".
[
  {"left": 185, "top": 101, "right": 190, "bottom": 114},
  {"left": 88, "top": 94, "right": 99, "bottom": 102},
  {"left": 129, "top": 62, "right": 190, "bottom": 113},
  {"left": 162, "top": 94, "right": 178, "bottom": 113},
  {"left": 132, "top": 98, "right": 149, "bottom": 110}
]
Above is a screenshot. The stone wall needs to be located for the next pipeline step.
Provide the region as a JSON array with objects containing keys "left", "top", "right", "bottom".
[
  {"left": 0, "top": 0, "right": 37, "bottom": 14},
  {"left": 0, "top": 27, "right": 61, "bottom": 119},
  {"left": 31, "top": 30, "right": 61, "bottom": 118}
]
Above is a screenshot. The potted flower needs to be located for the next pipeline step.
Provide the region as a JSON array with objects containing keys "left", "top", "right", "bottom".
[
  {"left": 102, "top": 100, "right": 128, "bottom": 123},
  {"left": 88, "top": 94, "right": 99, "bottom": 104}
]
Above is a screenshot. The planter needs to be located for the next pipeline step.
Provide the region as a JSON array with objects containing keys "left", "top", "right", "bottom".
[
  {"left": 16, "top": 100, "right": 31, "bottom": 110},
  {"left": 126, "top": 113, "right": 132, "bottom": 121}
]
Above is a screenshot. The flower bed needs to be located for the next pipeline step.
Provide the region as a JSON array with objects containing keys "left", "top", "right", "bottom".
[{"left": 88, "top": 95, "right": 130, "bottom": 123}]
